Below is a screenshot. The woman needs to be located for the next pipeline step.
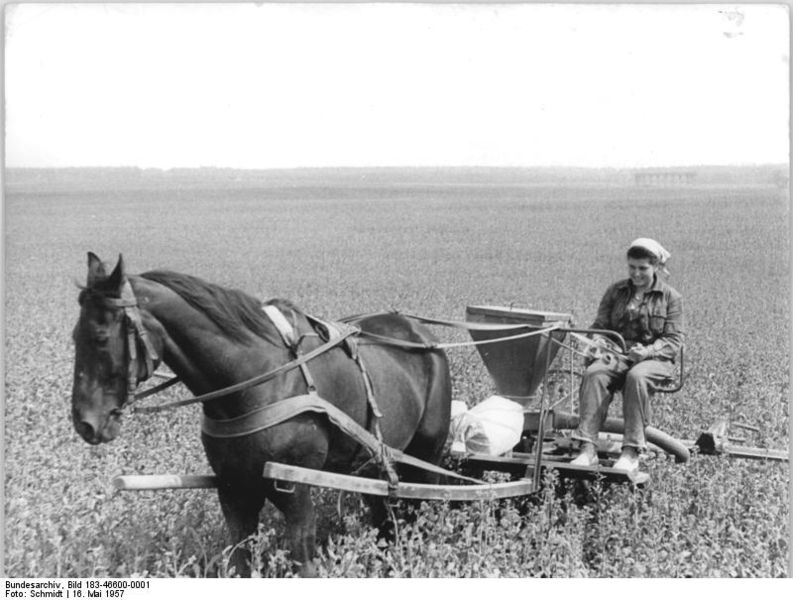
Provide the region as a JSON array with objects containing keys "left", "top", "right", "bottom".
[{"left": 570, "top": 238, "right": 684, "bottom": 472}]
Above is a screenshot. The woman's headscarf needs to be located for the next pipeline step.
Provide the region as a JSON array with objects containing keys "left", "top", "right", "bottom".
[{"left": 629, "top": 238, "right": 671, "bottom": 275}]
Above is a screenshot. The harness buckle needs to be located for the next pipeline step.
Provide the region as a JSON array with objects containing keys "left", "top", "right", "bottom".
[
  {"left": 273, "top": 480, "right": 296, "bottom": 494},
  {"left": 379, "top": 447, "right": 400, "bottom": 501}
]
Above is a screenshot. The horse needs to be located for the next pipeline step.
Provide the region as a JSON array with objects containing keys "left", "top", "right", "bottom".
[{"left": 70, "top": 252, "right": 452, "bottom": 576}]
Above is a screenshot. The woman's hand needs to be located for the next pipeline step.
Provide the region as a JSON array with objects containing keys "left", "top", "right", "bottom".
[
  {"left": 628, "top": 343, "right": 651, "bottom": 363},
  {"left": 584, "top": 336, "right": 609, "bottom": 362}
]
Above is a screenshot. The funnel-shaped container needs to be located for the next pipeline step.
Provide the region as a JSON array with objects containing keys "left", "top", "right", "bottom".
[{"left": 466, "top": 305, "right": 571, "bottom": 404}]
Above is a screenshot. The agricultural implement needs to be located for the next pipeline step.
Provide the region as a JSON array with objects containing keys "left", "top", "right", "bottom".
[{"left": 113, "top": 305, "right": 787, "bottom": 502}]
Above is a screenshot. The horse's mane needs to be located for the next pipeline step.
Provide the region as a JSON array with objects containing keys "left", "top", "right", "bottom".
[{"left": 139, "top": 270, "right": 298, "bottom": 344}]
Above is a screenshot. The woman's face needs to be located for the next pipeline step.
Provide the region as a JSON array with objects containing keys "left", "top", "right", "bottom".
[{"left": 627, "top": 257, "right": 657, "bottom": 289}]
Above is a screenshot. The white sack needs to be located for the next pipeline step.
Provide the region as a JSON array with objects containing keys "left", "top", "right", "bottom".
[
  {"left": 449, "top": 395, "right": 524, "bottom": 456},
  {"left": 450, "top": 400, "right": 468, "bottom": 419}
]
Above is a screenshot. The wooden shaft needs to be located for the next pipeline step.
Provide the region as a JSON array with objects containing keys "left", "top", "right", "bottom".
[
  {"left": 262, "top": 462, "right": 537, "bottom": 501},
  {"left": 112, "top": 474, "right": 218, "bottom": 490}
]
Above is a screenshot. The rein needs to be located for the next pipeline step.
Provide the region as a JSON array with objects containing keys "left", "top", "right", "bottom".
[
  {"left": 132, "top": 325, "right": 359, "bottom": 414},
  {"left": 347, "top": 310, "right": 564, "bottom": 350},
  {"left": 130, "top": 308, "right": 565, "bottom": 412}
]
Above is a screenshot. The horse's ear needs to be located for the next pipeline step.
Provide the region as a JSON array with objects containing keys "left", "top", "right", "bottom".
[
  {"left": 107, "top": 254, "right": 126, "bottom": 291},
  {"left": 87, "top": 252, "right": 107, "bottom": 287}
]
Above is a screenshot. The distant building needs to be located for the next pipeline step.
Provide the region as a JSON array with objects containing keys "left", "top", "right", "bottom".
[{"left": 634, "top": 170, "right": 697, "bottom": 186}]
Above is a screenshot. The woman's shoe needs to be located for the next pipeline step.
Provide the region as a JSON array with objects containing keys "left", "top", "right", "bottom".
[
  {"left": 612, "top": 450, "right": 639, "bottom": 472},
  {"left": 570, "top": 450, "right": 599, "bottom": 467}
]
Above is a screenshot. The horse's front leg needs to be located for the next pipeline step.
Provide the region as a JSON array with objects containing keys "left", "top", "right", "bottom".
[
  {"left": 217, "top": 487, "right": 266, "bottom": 577},
  {"left": 268, "top": 482, "right": 318, "bottom": 577}
]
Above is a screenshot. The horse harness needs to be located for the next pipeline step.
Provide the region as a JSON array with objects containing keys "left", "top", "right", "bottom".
[
  {"left": 258, "top": 305, "right": 403, "bottom": 485},
  {"left": 103, "top": 282, "right": 561, "bottom": 489},
  {"left": 105, "top": 286, "right": 466, "bottom": 488}
]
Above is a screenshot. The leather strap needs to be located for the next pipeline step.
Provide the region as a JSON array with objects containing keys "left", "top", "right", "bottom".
[
  {"left": 262, "top": 305, "right": 298, "bottom": 347},
  {"left": 262, "top": 304, "right": 318, "bottom": 394},
  {"left": 357, "top": 324, "right": 562, "bottom": 350},
  {"left": 92, "top": 280, "right": 159, "bottom": 396},
  {"left": 343, "top": 309, "right": 563, "bottom": 332},
  {"left": 134, "top": 375, "right": 180, "bottom": 400}
]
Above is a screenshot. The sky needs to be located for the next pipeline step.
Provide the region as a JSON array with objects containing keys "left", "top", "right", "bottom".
[{"left": 3, "top": 2, "right": 790, "bottom": 169}]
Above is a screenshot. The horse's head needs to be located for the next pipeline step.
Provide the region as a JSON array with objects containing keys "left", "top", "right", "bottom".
[{"left": 71, "top": 252, "right": 158, "bottom": 444}]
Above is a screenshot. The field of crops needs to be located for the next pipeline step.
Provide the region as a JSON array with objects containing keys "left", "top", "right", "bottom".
[{"left": 3, "top": 173, "right": 789, "bottom": 577}]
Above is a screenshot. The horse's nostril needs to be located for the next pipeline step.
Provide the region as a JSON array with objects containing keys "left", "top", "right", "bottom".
[{"left": 78, "top": 420, "right": 98, "bottom": 442}]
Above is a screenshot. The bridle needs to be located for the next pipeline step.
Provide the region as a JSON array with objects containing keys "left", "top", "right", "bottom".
[{"left": 86, "top": 280, "right": 160, "bottom": 403}]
